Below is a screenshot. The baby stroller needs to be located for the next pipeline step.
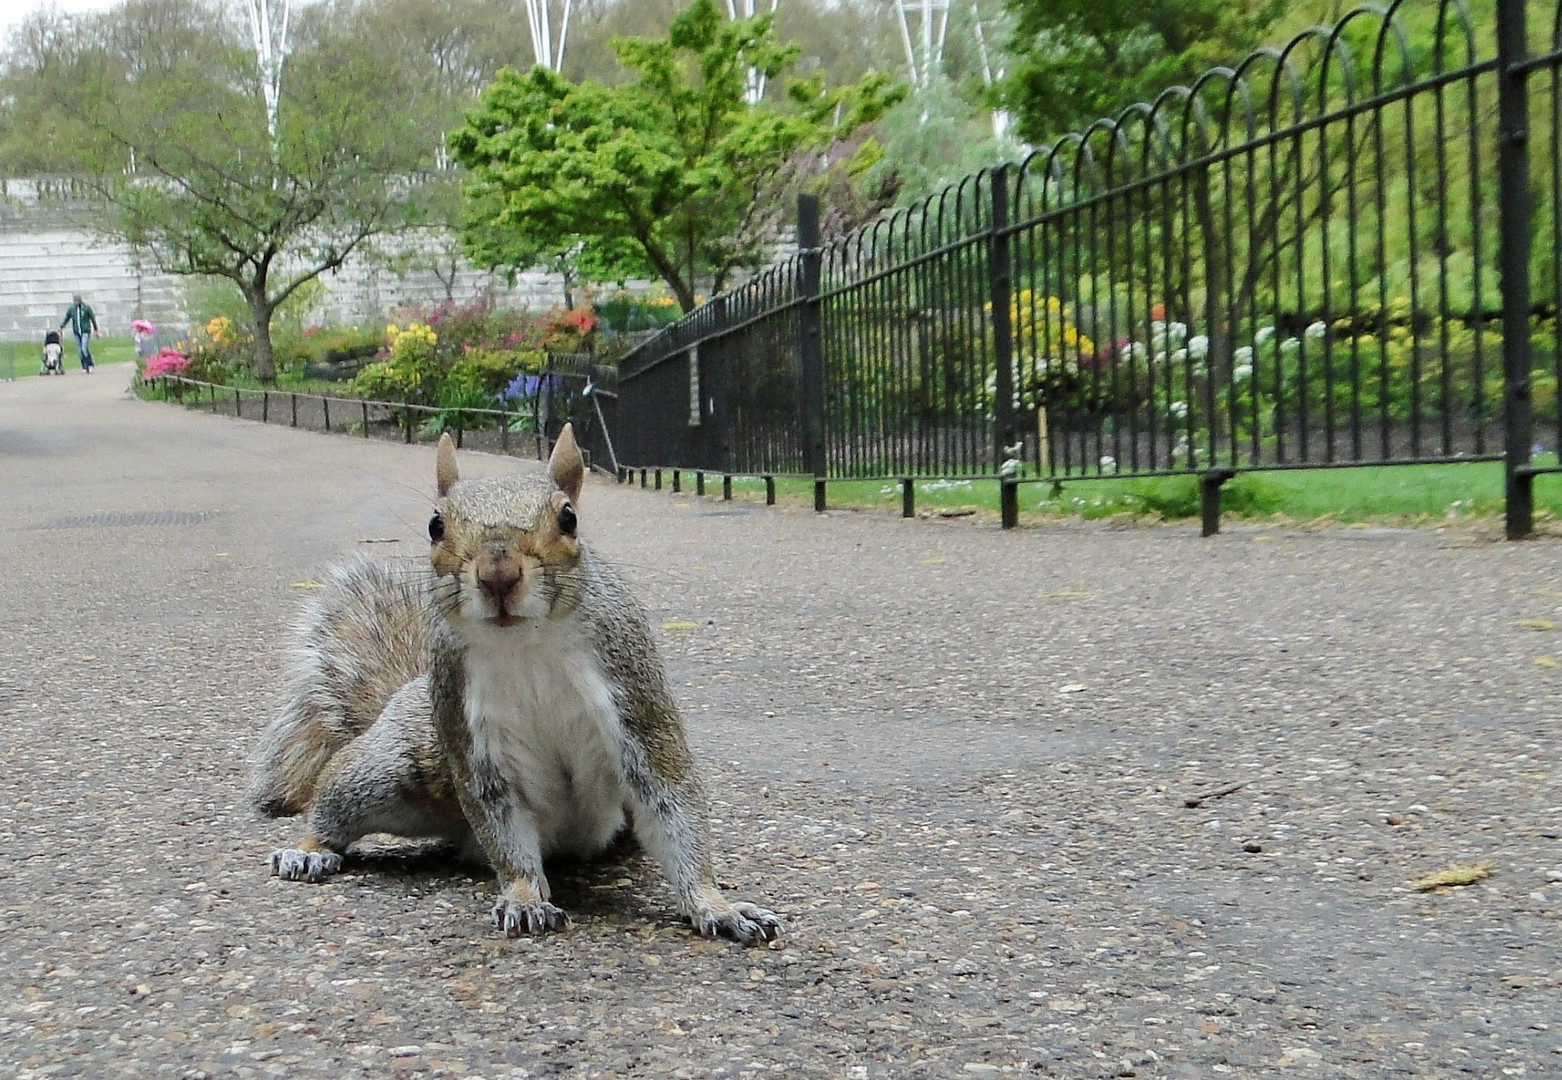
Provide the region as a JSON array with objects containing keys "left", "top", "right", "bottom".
[{"left": 41, "top": 329, "right": 64, "bottom": 376}]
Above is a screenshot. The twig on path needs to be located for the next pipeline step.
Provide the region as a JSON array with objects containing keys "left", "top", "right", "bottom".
[{"left": 1183, "top": 781, "right": 1249, "bottom": 808}]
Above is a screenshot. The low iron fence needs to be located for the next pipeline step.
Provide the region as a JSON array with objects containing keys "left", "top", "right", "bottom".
[
  {"left": 616, "top": 0, "right": 1562, "bottom": 535},
  {"left": 152, "top": 351, "right": 619, "bottom": 471}
]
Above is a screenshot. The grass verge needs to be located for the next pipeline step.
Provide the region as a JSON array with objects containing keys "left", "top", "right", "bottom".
[
  {"left": 681, "top": 459, "right": 1562, "bottom": 526},
  {"left": 1, "top": 336, "right": 138, "bottom": 378}
]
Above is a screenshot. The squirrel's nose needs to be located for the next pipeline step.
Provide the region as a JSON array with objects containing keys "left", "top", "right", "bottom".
[{"left": 477, "top": 561, "right": 522, "bottom": 603}]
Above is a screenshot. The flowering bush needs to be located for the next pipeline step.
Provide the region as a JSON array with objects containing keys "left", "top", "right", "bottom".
[
  {"left": 541, "top": 306, "right": 599, "bottom": 352},
  {"left": 142, "top": 347, "right": 190, "bottom": 378}
]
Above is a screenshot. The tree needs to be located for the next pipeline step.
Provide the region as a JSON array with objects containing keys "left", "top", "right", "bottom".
[
  {"left": 450, "top": 0, "right": 902, "bottom": 312},
  {"left": 1000, "top": 0, "right": 1286, "bottom": 143},
  {"left": 0, "top": 0, "right": 434, "bottom": 382}
]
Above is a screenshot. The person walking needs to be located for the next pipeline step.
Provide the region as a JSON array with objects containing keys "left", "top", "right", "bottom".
[{"left": 60, "top": 294, "right": 99, "bottom": 372}]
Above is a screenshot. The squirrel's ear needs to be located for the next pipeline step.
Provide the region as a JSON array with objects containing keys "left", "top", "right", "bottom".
[
  {"left": 548, "top": 423, "right": 584, "bottom": 505},
  {"left": 436, "top": 432, "right": 460, "bottom": 496}
]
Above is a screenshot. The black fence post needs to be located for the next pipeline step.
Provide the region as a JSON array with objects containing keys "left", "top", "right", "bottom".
[
  {"left": 798, "top": 194, "right": 827, "bottom": 482},
  {"left": 654, "top": 469, "right": 662, "bottom": 491},
  {"left": 814, "top": 478, "right": 827, "bottom": 513},
  {"left": 672, "top": 470, "right": 681, "bottom": 493},
  {"left": 1497, "top": 0, "right": 1534, "bottom": 539},
  {"left": 696, "top": 471, "right": 705, "bottom": 496},
  {"left": 902, "top": 478, "right": 915, "bottom": 518},
  {"left": 1200, "top": 469, "right": 1234, "bottom": 537},
  {"left": 988, "top": 166, "right": 1015, "bottom": 475},
  {"left": 290, "top": 393, "right": 298, "bottom": 428},
  {"left": 323, "top": 397, "right": 331, "bottom": 432},
  {"left": 262, "top": 391, "right": 269, "bottom": 424},
  {"left": 722, "top": 474, "right": 733, "bottom": 501},
  {"left": 362, "top": 400, "right": 370, "bottom": 437},
  {"left": 763, "top": 474, "right": 776, "bottom": 505},
  {"left": 1000, "top": 478, "right": 1019, "bottom": 530}
]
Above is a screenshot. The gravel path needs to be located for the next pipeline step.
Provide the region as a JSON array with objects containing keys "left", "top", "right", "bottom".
[{"left": 2, "top": 367, "right": 1559, "bottom": 1079}]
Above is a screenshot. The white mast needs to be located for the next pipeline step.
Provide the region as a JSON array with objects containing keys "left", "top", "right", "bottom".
[
  {"left": 242, "top": 0, "right": 291, "bottom": 148},
  {"left": 970, "top": 0, "right": 1011, "bottom": 141},
  {"left": 895, "top": 0, "right": 949, "bottom": 91},
  {"left": 725, "top": 0, "right": 779, "bottom": 105},
  {"left": 523, "top": 0, "right": 575, "bottom": 70}
]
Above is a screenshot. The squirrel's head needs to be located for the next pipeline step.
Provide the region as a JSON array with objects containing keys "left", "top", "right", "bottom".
[{"left": 428, "top": 424, "right": 587, "bottom": 628}]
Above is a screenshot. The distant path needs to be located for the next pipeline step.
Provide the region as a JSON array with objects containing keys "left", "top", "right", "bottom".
[{"left": 2, "top": 367, "right": 1558, "bottom": 1077}]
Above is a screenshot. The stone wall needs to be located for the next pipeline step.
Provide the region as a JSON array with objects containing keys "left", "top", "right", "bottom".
[{"left": 0, "top": 179, "right": 565, "bottom": 342}]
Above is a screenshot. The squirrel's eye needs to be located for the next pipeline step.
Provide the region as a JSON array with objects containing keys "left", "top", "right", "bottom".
[
  {"left": 428, "top": 513, "right": 445, "bottom": 543},
  {"left": 557, "top": 503, "right": 577, "bottom": 537}
]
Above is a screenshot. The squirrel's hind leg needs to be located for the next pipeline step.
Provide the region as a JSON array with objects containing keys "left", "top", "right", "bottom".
[{"left": 269, "top": 722, "right": 463, "bottom": 884}]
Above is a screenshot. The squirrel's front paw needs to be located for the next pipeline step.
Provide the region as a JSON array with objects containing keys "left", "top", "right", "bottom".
[
  {"left": 268, "top": 847, "right": 344, "bottom": 883},
  {"left": 492, "top": 897, "right": 570, "bottom": 937},
  {"left": 690, "top": 899, "right": 783, "bottom": 945}
]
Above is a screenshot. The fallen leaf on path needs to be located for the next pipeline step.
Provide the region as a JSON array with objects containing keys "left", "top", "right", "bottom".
[
  {"left": 1535, "top": 656, "right": 1557, "bottom": 668},
  {"left": 1514, "top": 618, "right": 1555, "bottom": 631},
  {"left": 661, "top": 621, "right": 700, "bottom": 631},
  {"left": 1410, "top": 861, "right": 1494, "bottom": 891},
  {"left": 290, "top": 581, "right": 323, "bottom": 590}
]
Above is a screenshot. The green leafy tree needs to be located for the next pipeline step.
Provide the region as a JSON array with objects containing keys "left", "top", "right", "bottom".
[
  {"left": 1, "top": 0, "right": 433, "bottom": 382},
  {"left": 451, "top": 0, "right": 902, "bottom": 312},
  {"left": 1001, "top": 0, "right": 1286, "bottom": 143}
]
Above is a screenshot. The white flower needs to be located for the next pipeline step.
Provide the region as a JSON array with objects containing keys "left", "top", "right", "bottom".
[
  {"left": 1305, "top": 320, "right": 1328, "bottom": 340},
  {"left": 1153, "top": 350, "right": 1167, "bottom": 366},
  {"left": 1187, "top": 334, "right": 1209, "bottom": 358},
  {"left": 1167, "top": 321, "right": 1188, "bottom": 343},
  {"left": 1099, "top": 455, "right": 1117, "bottom": 474},
  {"left": 1254, "top": 325, "right": 1276, "bottom": 345},
  {"left": 1170, "top": 347, "right": 1188, "bottom": 364},
  {"left": 1150, "top": 320, "right": 1168, "bottom": 349},
  {"left": 1281, "top": 336, "right": 1301, "bottom": 352},
  {"left": 1233, "top": 363, "right": 1253, "bottom": 381},
  {"left": 999, "top": 457, "right": 1021, "bottom": 478},
  {"left": 1169, "top": 400, "right": 1189, "bottom": 419},
  {"left": 1233, "top": 345, "right": 1254, "bottom": 364},
  {"left": 1123, "top": 341, "right": 1147, "bottom": 362}
]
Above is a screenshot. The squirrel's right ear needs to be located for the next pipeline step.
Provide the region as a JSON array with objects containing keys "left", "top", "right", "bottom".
[{"left": 436, "top": 432, "right": 460, "bottom": 496}]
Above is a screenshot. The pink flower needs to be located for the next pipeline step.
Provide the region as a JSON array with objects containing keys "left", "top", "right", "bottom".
[
  {"left": 143, "top": 348, "right": 190, "bottom": 378},
  {"left": 130, "top": 318, "right": 157, "bottom": 336}
]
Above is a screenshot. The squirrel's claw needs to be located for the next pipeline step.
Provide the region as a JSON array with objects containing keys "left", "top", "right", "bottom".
[
  {"left": 268, "top": 847, "right": 344, "bottom": 883},
  {"left": 493, "top": 898, "right": 570, "bottom": 937},
  {"left": 691, "top": 901, "right": 783, "bottom": 945}
]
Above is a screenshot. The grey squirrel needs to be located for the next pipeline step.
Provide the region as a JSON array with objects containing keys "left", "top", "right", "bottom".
[{"left": 248, "top": 426, "right": 781, "bottom": 944}]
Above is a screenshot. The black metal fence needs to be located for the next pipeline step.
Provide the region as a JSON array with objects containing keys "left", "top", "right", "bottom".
[
  {"left": 616, "top": 0, "right": 1562, "bottom": 536},
  {"left": 153, "top": 351, "right": 619, "bottom": 471}
]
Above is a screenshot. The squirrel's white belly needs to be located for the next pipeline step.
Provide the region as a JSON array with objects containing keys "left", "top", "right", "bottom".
[{"left": 460, "top": 620, "right": 626, "bottom": 859}]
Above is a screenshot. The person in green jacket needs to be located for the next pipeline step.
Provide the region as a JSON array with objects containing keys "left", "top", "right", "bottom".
[{"left": 60, "top": 295, "right": 99, "bottom": 372}]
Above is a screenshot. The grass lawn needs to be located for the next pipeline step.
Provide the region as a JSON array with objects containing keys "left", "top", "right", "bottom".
[
  {"left": 0, "top": 336, "right": 138, "bottom": 379},
  {"left": 684, "top": 458, "right": 1562, "bottom": 526}
]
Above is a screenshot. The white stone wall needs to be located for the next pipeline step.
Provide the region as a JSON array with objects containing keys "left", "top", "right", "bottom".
[{"left": 0, "top": 181, "right": 567, "bottom": 342}]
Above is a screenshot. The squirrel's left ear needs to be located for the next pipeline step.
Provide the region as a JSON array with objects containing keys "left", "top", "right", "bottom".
[
  {"left": 436, "top": 432, "right": 460, "bottom": 496},
  {"left": 548, "top": 423, "right": 584, "bottom": 505}
]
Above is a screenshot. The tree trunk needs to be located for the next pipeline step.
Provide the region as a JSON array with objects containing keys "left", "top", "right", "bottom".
[{"left": 247, "top": 288, "right": 278, "bottom": 383}]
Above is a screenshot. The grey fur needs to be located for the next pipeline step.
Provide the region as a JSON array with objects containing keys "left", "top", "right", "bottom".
[
  {"left": 251, "top": 431, "right": 781, "bottom": 944},
  {"left": 248, "top": 556, "right": 430, "bottom": 817}
]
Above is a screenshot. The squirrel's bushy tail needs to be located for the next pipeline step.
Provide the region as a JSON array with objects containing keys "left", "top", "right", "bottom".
[{"left": 248, "top": 556, "right": 430, "bottom": 817}]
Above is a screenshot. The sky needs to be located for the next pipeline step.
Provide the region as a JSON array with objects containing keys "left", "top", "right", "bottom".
[{"left": 0, "top": 0, "right": 120, "bottom": 46}]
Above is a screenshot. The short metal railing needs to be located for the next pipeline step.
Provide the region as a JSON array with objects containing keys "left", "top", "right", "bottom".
[
  {"left": 615, "top": 0, "right": 1562, "bottom": 536},
  {"left": 150, "top": 361, "right": 619, "bottom": 472}
]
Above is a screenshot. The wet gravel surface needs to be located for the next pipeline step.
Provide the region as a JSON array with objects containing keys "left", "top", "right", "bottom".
[{"left": 1, "top": 370, "right": 1559, "bottom": 1078}]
